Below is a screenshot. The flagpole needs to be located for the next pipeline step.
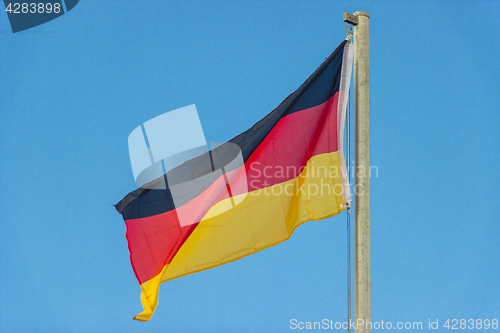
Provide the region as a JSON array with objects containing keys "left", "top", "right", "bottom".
[{"left": 344, "top": 10, "right": 370, "bottom": 333}]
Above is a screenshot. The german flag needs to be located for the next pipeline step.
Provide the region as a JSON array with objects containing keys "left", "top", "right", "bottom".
[{"left": 115, "top": 39, "right": 353, "bottom": 321}]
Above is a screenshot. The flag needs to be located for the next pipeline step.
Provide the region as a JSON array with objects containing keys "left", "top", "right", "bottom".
[{"left": 115, "top": 39, "right": 354, "bottom": 321}]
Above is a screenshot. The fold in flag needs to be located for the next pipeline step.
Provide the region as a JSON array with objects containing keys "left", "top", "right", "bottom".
[{"left": 115, "top": 39, "right": 354, "bottom": 321}]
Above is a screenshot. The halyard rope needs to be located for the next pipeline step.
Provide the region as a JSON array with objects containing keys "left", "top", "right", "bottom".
[
  {"left": 345, "top": 25, "right": 353, "bottom": 331},
  {"left": 346, "top": 87, "right": 352, "bottom": 333}
]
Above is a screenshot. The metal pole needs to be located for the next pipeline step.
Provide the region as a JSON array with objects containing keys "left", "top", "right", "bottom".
[
  {"left": 353, "top": 11, "right": 370, "bottom": 333},
  {"left": 344, "top": 10, "right": 371, "bottom": 333}
]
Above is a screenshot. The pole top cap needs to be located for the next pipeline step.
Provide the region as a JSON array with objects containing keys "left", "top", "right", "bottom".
[{"left": 354, "top": 11, "right": 370, "bottom": 19}]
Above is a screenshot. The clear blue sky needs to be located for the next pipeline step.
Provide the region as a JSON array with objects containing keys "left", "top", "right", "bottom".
[{"left": 1, "top": 1, "right": 499, "bottom": 332}]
